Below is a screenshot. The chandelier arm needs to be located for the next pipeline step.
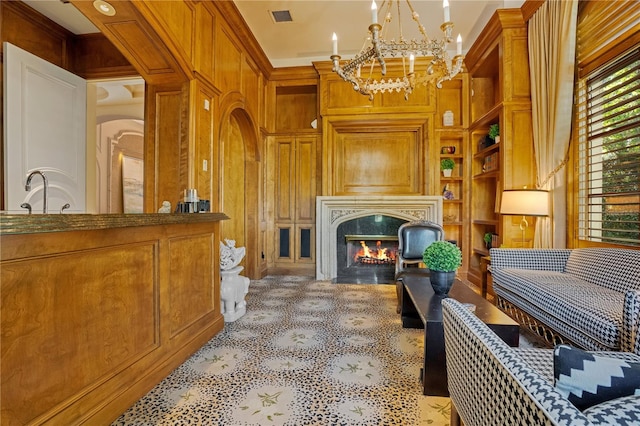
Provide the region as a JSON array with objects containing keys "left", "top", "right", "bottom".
[{"left": 370, "top": 24, "right": 387, "bottom": 75}]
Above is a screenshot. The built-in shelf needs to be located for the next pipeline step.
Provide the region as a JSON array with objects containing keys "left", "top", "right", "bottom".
[{"left": 465, "top": 9, "right": 534, "bottom": 289}]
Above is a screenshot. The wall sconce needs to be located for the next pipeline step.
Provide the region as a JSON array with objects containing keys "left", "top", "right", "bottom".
[{"left": 500, "top": 189, "right": 549, "bottom": 246}]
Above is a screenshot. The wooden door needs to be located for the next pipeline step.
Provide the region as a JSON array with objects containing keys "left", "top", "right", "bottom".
[{"left": 4, "top": 42, "right": 86, "bottom": 213}]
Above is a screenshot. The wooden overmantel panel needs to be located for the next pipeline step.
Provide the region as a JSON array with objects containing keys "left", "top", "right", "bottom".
[{"left": 324, "top": 118, "right": 429, "bottom": 195}]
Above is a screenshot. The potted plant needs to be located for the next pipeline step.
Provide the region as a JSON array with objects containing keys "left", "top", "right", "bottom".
[
  {"left": 423, "top": 241, "right": 463, "bottom": 295},
  {"left": 484, "top": 232, "right": 493, "bottom": 249},
  {"left": 488, "top": 123, "right": 500, "bottom": 143},
  {"left": 440, "top": 158, "right": 455, "bottom": 177}
]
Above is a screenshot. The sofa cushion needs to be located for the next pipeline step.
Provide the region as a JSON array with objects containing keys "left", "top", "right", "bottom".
[
  {"left": 492, "top": 268, "right": 624, "bottom": 350},
  {"left": 565, "top": 248, "right": 640, "bottom": 293},
  {"left": 554, "top": 344, "right": 640, "bottom": 410},
  {"left": 583, "top": 395, "right": 640, "bottom": 424}
]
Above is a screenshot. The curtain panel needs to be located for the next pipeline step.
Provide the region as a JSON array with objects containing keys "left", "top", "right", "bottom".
[{"left": 528, "top": 0, "right": 578, "bottom": 248}]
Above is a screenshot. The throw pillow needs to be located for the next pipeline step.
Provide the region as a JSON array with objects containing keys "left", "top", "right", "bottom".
[{"left": 553, "top": 344, "right": 640, "bottom": 410}]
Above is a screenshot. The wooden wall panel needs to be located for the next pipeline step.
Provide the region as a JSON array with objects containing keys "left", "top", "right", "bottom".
[
  {"left": 296, "top": 136, "right": 317, "bottom": 222},
  {"left": 502, "top": 108, "right": 535, "bottom": 188},
  {"left": 194, "top": 81, "right": 215, "bottom": 203},
  {"left": 436, "top": 79, "right": 465, "bottom": 128},
  {"left": 508, "top": 35, "right": 532, "bottom": 100},
  {"left": 167, "top": 234, "right": 215, "bottom": 337},
  {"left": 1, "top": 2, "right": 72, "bottom": 70},
  {"left": 242, "top": 56, "right": 261, "bottom": 119},
  {"left": 145, "top": 1, "right": 195, "bottom": 64},
  {"left": 108, "top": 21, "right": 177, "bottom": 77},
  {"left": 1, "top": 220, "right": 223, "bottom": 425},
  {"left": 72, "top": 33, "right": 137, "bottom": 79},
  {"left": 315, "top": 59, "right": 436, "bottom": 115},
  {"left": 324, "top": 78, "right": 375, "bottom": 110},
  {"left": 276, "top": 137, "right": 295, "bottom": 221},
  {"left": 150, "top": 86, "right": 188, "bottom": 209},
  {"left": 194, "top": 3, "right": 216, "bottom": 82},
  {"left": 1, "top": 243, "right": 157, "bottom": 425},
  {"left": 333, "top": 130, "right": 422, "bottom": 195},
  {"left": 221, "top": 115, "right": 247, "bottom": 246},
  {"left": 276, "top": 87, "right": 318, "bottom": 131},
  {"left": 215, "top": 26, "right": 243, "bottom": 93}
]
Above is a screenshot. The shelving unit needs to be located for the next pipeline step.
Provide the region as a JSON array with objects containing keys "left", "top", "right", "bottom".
[
  {"left": 464, "top": 9, "right": 535, "bottom": 287},
  {"left": 435, "top": 74, "right": 470, "bottom": 273}
]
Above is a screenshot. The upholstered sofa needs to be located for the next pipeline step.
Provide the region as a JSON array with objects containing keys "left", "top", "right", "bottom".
[
  {"left": 442, "top": 298, "right": 640, "bottom": 426},
  {"left": 489, "top": 248, "right": 640, "bottom": 352}
]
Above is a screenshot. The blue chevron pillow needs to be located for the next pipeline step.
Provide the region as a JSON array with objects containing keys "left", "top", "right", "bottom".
[{"left": 554, "top": 344, "right": 640, "bottom": 410}]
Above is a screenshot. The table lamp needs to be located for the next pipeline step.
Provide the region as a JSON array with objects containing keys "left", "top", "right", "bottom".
[{"left": 499, "top": 189, "right": 549, "bottom": 246}]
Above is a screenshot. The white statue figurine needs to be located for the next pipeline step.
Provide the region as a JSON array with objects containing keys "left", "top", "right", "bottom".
[
  {"left": 219, "top": 239, "right": 250, "bottom": 322},
  {"left": 220, "top": 239, "right": 246, "bottom": 270},
  {"left": 158, "top": 201, "right": 172, "bottom": 213}
]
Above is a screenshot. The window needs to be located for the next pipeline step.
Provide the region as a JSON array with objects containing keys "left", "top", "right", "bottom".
[{"left": 576, "top": 47, "right": 640, "bottom": 247}]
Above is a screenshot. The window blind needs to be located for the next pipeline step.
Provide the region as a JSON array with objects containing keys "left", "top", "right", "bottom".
[{"left": 576, "top": 47, "right": 640, "bottom": 246}]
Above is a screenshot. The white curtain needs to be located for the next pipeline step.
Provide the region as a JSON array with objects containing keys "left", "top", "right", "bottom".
[{"left": 528, "top": 0, "right": 578, "bottom": 248}]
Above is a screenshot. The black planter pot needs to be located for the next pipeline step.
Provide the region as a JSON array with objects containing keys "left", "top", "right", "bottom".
[{"left": 429, "top": 270, "right": 456, "bottom": 295}]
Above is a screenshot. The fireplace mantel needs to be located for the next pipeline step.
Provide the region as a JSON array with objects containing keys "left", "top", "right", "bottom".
[{"left": 316, "top": 196, "right": 443, "bottom": 280}]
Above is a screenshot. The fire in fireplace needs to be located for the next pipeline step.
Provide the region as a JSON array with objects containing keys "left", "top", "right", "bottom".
[{"left": 347, "top": 235, "right": 398, "bottom": 266}]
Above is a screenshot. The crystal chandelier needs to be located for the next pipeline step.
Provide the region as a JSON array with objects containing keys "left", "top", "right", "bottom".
[{"left": 331, "top": 0, "right": 464, "bottom": 100}]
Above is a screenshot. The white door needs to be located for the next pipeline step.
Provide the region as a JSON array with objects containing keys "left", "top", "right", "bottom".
[{"left": 4, "top": 42, "right": 86, "bottom": 213}]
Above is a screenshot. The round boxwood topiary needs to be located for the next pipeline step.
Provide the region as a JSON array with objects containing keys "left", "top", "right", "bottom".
[
  {"left": 423, "top": 241, "right": 462, "bottom": 272},
  {"left": 440, "top": 158, "right": 455, "bottom": 170}
]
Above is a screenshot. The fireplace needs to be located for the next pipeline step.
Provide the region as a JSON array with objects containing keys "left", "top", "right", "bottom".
[
  {"left": 316, "top": 196, "right": 443, "bottom": 281},
  {"left": 335, "top": 215, "right": 406, "bottom": 283}
]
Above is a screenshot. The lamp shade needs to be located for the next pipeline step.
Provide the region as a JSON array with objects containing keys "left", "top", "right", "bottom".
[{"left": 500, "top": 189, "right": 549, "bottom": 217}]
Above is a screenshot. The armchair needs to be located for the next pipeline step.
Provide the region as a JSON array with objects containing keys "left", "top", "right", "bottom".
[{"left": 394, "top": 220, "right": 444, "bottom": 312}]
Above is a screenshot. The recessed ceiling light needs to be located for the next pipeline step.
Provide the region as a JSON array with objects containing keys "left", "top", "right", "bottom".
[{"left": 93, "top": 0, "right": 116, "bottom": 16}]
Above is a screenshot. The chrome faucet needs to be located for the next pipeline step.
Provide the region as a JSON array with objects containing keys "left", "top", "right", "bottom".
[
  {"left": 25, "top": 170, "right": 48, "bottom": 214},
  {"left": 20, "top": 202, "right": 32, "bottom": 214}
]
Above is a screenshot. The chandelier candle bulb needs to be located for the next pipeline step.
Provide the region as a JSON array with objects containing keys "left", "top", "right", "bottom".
[
  {"left": 443, "top": 0, "right": 450, "bottom": 22},
  {"left": 457, "top": 34, "right": 462, "bottom": 55},
  {"left": 409, "top": 54, "right": 415, "bottom": 73},
  {"left": 371, "top": 1, "right": 378, "bottom": 24},
  {"left": 332, "top": 33, "right": 338, "bottom": 55}
]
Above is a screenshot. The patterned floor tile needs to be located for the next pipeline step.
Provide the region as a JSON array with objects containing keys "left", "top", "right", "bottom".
[{"left": 112, "top": 276, "right": 452, "bottom": 425}]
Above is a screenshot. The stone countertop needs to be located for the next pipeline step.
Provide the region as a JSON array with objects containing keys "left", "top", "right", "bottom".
[{"left": 0, "top": 213, "right": 229, "bottom": 235}]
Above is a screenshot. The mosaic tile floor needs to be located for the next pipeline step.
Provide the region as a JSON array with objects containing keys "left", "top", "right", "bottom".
[{"left": 112, "top": 276, "right": 452, "bottom": 425}]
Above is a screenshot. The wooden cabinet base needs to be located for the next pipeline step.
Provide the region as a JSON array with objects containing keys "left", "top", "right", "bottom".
[{"left": 1, "top": 217, "right": 224, "bottom": 425}]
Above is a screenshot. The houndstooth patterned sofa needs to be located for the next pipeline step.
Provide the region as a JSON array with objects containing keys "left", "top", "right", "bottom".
[
  {"left": 442, "top": 298, "right": 640, "bottom": 426},
  {"left": 490, "top": 248, "right": 640, "bottom": 353}
]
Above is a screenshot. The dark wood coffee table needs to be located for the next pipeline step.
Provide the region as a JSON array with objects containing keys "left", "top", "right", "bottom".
[{"left": 400, "top": 272, "right": 519, "bottom": 396}]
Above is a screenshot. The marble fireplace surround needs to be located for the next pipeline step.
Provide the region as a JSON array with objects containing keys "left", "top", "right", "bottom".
[{"left": 316, "top": 196, "right": 443, "bottom": 280}]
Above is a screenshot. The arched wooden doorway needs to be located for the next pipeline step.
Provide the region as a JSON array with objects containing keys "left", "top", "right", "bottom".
[{"left": 219, "top": 105, "right": 261, "bottom": 279}]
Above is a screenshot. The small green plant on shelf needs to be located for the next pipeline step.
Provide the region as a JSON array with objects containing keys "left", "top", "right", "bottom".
[
  {"left": 440, "top": 158, "right": 455, "bottom": 177},
  {"left": 423, "top": 241, "right": 463, "bottom": 272},
  {"left": 484, "top": 232, "right": 493, "bottom": 249},
  {"left": 440, "top": 158, "right": 455, "bottom": 170},
  {"left": 488, "top": 123, "right": 500, "bottom": 142}
]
